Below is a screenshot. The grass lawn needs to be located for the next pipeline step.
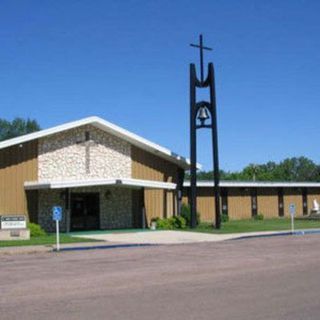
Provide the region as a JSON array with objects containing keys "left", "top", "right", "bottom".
[
  {"left": 0, "top": 234, "right": 100, "bottom": 247},
  {"left": 189, "top": 218, "right": 320, "bottom": 234}
]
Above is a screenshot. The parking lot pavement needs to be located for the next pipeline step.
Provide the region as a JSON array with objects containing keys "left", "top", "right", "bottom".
[{"left": 1, "top": 235, "right": 320, "bottom": 320}]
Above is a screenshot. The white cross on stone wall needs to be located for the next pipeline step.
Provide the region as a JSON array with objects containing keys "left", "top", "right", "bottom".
[{"left": 76, "top": 131, "right": 98, "bottom": 174}]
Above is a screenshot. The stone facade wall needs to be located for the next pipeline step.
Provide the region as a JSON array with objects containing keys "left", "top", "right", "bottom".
[
  {"left": 38, "top": 187, "right": 133, "bottom": 232},
  {"left": 38, "top": 125, "right": 131, "bottom": 181},
  {"left": 99, "top": 187, "right": 133, "bottom": 229},
  {"left": 38, "top": 189, "right": 65, "bottom": 232}
]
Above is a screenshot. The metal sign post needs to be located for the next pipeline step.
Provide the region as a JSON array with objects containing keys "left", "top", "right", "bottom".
[
  {"left": 52, "top": 206, "right": 62, "bottom": 251},
  {"left": 289, "top": 203, "right": 296, "bottom": 234}
]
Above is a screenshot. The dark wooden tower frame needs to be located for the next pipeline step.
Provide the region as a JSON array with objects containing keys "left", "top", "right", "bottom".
[{"left": 190, "top": 34, "right": 221, "bottom": 229}]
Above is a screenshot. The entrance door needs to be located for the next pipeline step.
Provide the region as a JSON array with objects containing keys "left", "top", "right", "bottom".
[{"left": 71, "top": 193, "right": 100, "bottom": 231}]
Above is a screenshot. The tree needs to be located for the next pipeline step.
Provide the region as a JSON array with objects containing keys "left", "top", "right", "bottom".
[
  {"left": 277, "top": 157, "right": 320, "bottom": 181},
  {"left": 0, "top": 118, "right": 41, "bottom": 141},
  {"left": 190, "top": 157, "right": 320, "bottom": 182}
]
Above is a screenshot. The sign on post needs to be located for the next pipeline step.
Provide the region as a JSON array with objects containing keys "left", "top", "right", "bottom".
[
  {"left": 52, "top": 206, "right": 62, "bottom": 251},
  {"left": 52, "top": 206, "right": 62, "bottom": 222},
  {"left": 1, "top": 216, "right": 26, "bottom": 230},
  {"left": 289, "top": 203, "right": 296, "bottom": 234}
]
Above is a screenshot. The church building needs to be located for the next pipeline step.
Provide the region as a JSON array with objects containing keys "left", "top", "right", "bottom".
[{"left": 1, "top": 116, "right": 320, "bottom": 232}]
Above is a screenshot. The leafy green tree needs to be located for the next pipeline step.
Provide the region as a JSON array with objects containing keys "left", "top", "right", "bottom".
[
  {"left": 189, "top": 157, "right": 320, "bottom": 182},
  {"left": 277, "top": 157, "right": 320, "bottom": 181},
  {"left": 0, "top": 118, "right": 41, "bottom": 141}
]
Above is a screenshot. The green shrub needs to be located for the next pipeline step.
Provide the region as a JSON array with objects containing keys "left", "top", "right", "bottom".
[
  {"left": 253, "top": 213, "right": 264, "bottom": 221},
  {"left": 27, "top": 222, "right": 47, "bottom": 237},
  {"left": 180, "top": 203, "right": 201, "bottom": 225},
  {"left": 221, "top": 213, "right": 229, "bottom": 223},
  {"left": 156, "top": 218, "right": 173, "bottom": 230},
  {"left": 154, "top": 216, "right": 187, "bottom": 230},
  {"left": 173, "top": 216, "right": 187, "bottom": 229}
]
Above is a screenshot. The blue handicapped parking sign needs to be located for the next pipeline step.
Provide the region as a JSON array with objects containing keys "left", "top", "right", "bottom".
[{"left": 52, "top": 206, "right": 62, "bottom": 221}]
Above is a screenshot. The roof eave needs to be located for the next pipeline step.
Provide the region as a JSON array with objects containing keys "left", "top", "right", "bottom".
[
  {"left": 183, "top": 181, "right": 320, "bottom": 188},
  {"left": 24, "top": 178, "right": 177, "bottom": 190}
]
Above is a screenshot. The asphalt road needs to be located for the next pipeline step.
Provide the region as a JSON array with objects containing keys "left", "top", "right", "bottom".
[{"left": 1, "top": 235, "right": 320, "bottom": 320}]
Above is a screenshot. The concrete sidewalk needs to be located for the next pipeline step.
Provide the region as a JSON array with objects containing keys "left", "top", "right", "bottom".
[{"left": 74, "top": 229, "right": 294, "bottom": 244}]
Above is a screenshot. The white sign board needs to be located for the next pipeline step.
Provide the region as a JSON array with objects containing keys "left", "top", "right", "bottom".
[
  {"left": 289, "top": 203, "right": 296, "bottom": 216},
  {"left": 1, "top": 216, "right": 26, "bottom": 229},
  {"left": 289, "top": 203, "right": 296, "bottom": 234}
]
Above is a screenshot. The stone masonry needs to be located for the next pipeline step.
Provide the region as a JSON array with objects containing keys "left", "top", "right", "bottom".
[{"left": 38, "top": 125, "right": 131, "bottom": 181}]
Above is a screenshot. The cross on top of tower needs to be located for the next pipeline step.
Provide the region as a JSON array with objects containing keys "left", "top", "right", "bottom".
[{"left": 190, "top": 34, "right": 212, "bottom": 83}]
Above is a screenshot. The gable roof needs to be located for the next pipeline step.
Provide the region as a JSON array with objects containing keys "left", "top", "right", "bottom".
[{"left": 0, "top": 116, "right": 194, "bottom": 169}]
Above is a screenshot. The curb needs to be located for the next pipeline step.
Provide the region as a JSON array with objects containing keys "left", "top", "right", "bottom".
[
  {"left": 58, "top": 243, "right": 157, "bottom": 252},
  {"left": 232, "top": 229, "right": 320, "bottom": 241}
]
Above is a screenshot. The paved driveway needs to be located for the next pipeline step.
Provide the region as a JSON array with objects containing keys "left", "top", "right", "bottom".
[{"left": 73, "top": 229, "right": 291, "bottom": 244}]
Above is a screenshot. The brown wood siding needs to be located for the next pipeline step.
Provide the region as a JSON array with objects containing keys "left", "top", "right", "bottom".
[
  {"left": 183, "top": 186, "right": 320, "bottom": 220},
  {"left": 183, "top": 188, "right": 252, "bottom": 222},
  {"left": 196, "top": 188, "right": 215, "bottom": 223},
  {"left": 131, "top": 146, "right": 179, "bottom": 182},
  {"left": 307, "top": 188, "right": 320, "bottom": 214},
  {"left": 144, "top": 189, "right": 164, "bottom": 222},
  {"left": 283, "top": 188, "right": 303, "bottom": 217},
  {"left": 166, "top": 190, "right": 175, "bottom": 217},
  {"left": 228, "top": 188, "right": 252, "bottom": 220},
  {"left": 257, "top": 188, "right": 279, "bottom": 218},
  {"left": 131, "top": 146, "right": 179, "bottom": 223},
  {"left": 0, "top": 141, "right": 38, "bottom": 219},
  {"left": 182, "top": 189, "right": 216, "bottom": 223}
]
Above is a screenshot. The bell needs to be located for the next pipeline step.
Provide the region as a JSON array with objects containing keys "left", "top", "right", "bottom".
[{"left": 197, "top": 106, "right": 210, "bottom": 125}]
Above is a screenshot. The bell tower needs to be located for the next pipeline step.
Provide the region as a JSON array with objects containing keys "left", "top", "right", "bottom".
[{"left": 189, "top": 34, "right": 221, "bottom": 229}]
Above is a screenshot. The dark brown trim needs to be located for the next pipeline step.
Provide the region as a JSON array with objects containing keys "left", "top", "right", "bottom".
[
  {"left": 142, "top": 188, "right": 146, "bottom": 228},
  {"left": 302, "top": 188, "right": 308, "bottom": 215},
  {"left": 221, "top": 188, "right": 228, "bottom": 216},
  {"left": 278, "top": 188, "right": 284, "bottom": 217},
  {"left": 177, "top": 168, "right": 185, "bottom": 216},
  {"left": 251, "top": 188, "right": 258, "bottom": 217}
]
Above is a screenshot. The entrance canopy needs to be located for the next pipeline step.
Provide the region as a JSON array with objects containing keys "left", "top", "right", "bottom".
[{"left": 24, "top": 178, "right": 177, "bottom": 190}]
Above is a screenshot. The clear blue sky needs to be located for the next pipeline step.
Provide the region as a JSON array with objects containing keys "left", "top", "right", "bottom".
[{"left": 1, "top": 0, "right": 320, "bottom": 171}]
